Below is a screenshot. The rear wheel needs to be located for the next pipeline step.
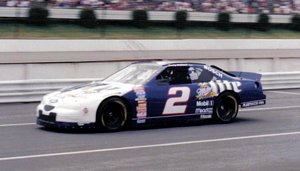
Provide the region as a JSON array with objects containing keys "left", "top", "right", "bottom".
[
  {"left": 96, "top": 98, "right": 128, "bottom": 131},
  {"left": 213, "top": 92, "right": 239, "bottom": 123}
]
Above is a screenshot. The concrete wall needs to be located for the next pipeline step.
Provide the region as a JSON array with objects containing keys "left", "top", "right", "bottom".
[
  {"left": 0, "top": 39, "right": 300, "bottom": 81},
  {"left": 1, "top": 39, "right": 300, "bottom": 52}
]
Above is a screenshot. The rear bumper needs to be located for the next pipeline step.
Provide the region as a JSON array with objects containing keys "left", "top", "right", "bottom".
[{"left": 241, "top": 99, "right": 266, "bottom": 108}]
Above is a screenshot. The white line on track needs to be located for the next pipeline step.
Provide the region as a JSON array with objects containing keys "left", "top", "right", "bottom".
[
  {"left": 268, "top": 91, "right": 300, "bottom": 96},
  {"left": 0, "top": 123, "right": 35, "bottom": 127},
  {"left": 240, "top": 105, "right": 300, "bottom": 112},
  {"left": 0, "top": 131, "right": 300, "bottom": 161}
]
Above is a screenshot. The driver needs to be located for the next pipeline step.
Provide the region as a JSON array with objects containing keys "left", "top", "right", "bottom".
[{"left": 188, "top": 67, "right": 201, "bottom": 81}]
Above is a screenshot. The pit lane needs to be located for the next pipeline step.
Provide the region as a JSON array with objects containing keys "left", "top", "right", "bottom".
[{"left": 0, "top": 89, "right": 299, "bottom": 171}]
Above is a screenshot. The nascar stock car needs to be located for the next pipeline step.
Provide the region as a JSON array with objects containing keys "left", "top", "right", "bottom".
[{"left": 37, "top": 61, "right": 266, "bottom": 131}]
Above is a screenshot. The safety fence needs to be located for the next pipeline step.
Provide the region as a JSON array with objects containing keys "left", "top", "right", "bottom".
[{"left": 0, "top": 72, "right": 298, "bottom": 103}]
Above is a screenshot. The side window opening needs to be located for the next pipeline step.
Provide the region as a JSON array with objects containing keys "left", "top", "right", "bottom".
[
  {"left": 198, "top": 69, "right": 214, "bottom": 82},
  {"left": 188, "top": 65, "right": 214, "bottom": 83},
  {"left": 156, "top": 65, "right": 219, "bottom": 84},
  {"left": 156, "top": 66, "right": 192, "bottom": 85}
]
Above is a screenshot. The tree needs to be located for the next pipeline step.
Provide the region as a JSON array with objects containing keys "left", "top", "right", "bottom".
[
  {"left": 256, "top": 13, "right": 270, "bottom": 31},
  {"left": 175, "top": 10, "right": 188, "bottom": 30},
  {"left": 27, "top": 7, "right": 49, "bottom": 25},
  {"left": 291, "top": 14, "right": 300, "bottom": 31},
  {"left": 79, "top": 9, "right": 98, "bottom": 28},
  {"left": 132, "top": 10, "right": 148, "bottom": 28},
  {"left": 217, "top": 12, "right": 231, "bottom": 31}
]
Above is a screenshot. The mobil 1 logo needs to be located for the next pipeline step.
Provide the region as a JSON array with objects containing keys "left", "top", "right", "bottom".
[{"left": 196, "top": 100, "right": 214, "bottom": 107}]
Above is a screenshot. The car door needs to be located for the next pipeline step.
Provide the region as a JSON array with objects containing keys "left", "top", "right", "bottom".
[{"left": 146, "top": 66, "right": 199, "bottom": 121}]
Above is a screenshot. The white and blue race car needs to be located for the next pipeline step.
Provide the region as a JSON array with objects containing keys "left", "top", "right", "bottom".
[{"left": 37, "top": 61, "right": 266, "bottom": 131}]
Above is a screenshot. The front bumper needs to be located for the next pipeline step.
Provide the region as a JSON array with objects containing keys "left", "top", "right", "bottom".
[
  {"left": 36, "top": 103, "right": 96, "bottom": 129},
  {"left": 37, "top": 117, "right": 96, "bottom": 129}
]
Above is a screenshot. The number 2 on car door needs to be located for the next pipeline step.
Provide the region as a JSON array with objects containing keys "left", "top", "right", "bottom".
[{"left": 162, "top": 87, "right": 191, "bottom": 115}]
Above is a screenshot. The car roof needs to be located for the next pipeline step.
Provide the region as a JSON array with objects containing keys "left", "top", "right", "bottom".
[
  {"left": 132, "top": 61, "right": 237, "bottom": 78},
  {"left": 133, "top": 60, "right": 206, "bottom": 67}
]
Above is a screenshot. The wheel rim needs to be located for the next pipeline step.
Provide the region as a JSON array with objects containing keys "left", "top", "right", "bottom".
[
  {"left": 101, "top": 102, "right": 126, "bottom": 130},
  {"left": 216, "top": 96, "right": 237, "bottom": 122}
]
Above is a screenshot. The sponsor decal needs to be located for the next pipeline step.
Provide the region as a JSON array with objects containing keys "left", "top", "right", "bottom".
[
  {"left": 195, "top": 105, "right": 213, "bottom": 119},
  {"left": 203, "top": 65, "right": 223, "bottom": 78},
  {"left": 195, "top": 107, "right": 213, "bottom": 114},
  {"left": 214, "top": 80, "right": 242, "bottom": 93},
  {"left": 196, "top": 100, "right": 214, "bottom": 107},
  {"left": 135, "top": 91, "right": 146, "bottom": 96},
  {"left": 200, "top": 114, "right": 212, "bottom": 119},
  {"left": 134, "top": 86, "right": 147, "bottom": 123},
  {"left": 137, "top": 101, "right": 147, "bottom": 107},
  {"left": 241, "top": 100, "right": 265, "bottom": 108},
  {"left": 168, "top": 64, "right": 191, "bottom": 67},
  {"left": 135, "top": 89, "right": 146, "bottom": 96},
  {"left": 196, "top": 83, "right": 217, "bottom": 100},
  {"left": 49, "top": 99, "right": 58, "bottom": 103},
  {"left": 135, "top": 97, "right": 147, "bottom": 101},
  {"left": 137, "top": 104, "right": 147, "bottom": 111},
  {"left": 195, "top": 81, "right": 242, "bottom": 100},
  {"left": 82, "top": 90, "right": 97, "bottom": 94},
  {"left": 82, "top": 107, "right": 89, "bottom": 114},
  {"left": 136, "top": 110, "right": 147, "bottom": 117},
  {"left": 230, "top": 81, "right": 242, "bottom": 93},
  {"left": 137, "top": 119, "right": 146, "bottom": 124}
]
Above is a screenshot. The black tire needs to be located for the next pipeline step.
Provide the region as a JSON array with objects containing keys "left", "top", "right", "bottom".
[
  {"left": 96, "top": 98, "right": 128, "bottom": 131},
  {"left": 213, "top": 92, "right": 239, "bottom": 123}
]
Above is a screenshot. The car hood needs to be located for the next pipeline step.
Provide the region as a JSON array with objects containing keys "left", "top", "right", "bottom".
[{"left": 45, "top": 82, "right": 135, "bottom": 100}]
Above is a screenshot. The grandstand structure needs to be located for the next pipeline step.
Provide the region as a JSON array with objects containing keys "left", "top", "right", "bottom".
[{"left": 0, "top": 0, "right": 299, "bottom": 14}]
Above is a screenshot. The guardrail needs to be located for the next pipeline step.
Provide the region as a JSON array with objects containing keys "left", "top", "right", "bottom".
[
  {"left": 261, "top": 72, "right": 300, "bottom": 90},
  {"left": 0, "top": 78, "right": 101, "bottom": 103},
  {"left": 0, "top": 72, "right": 298, "bottom": 103},
  {"left": 0, "top": 7, "right": 293, "bottom": 23}
]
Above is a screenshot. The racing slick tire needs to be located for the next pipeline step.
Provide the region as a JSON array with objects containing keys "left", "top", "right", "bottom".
[
  {"left": 96, "top": 97, "right": 128, "bottom": 131},
  {"left": 213, "top": 92, "right": 239, "bottom": 123}
]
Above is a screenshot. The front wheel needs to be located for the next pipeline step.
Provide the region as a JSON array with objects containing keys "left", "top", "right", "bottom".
[
  {"left": 213, "top": 92, "right": 239, "bottom": 123},
  {"left": 96, "top": 98, "right": 128, "bottom": 131}
]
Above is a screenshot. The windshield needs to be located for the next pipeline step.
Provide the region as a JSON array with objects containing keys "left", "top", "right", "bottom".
[{"left": 103, "top": 63, "right": 161, "bottom": 85}]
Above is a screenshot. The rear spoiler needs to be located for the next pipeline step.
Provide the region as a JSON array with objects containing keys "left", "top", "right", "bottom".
[
  {"left": 210, "top": 65, "right": 262, "bottom": 81},
  {"left": 229, "top": 71, "right": 262, "bottom": 81}
]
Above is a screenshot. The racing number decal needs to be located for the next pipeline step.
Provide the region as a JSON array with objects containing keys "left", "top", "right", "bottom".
[{"left": 163, "top": 87, "right": 190, "bottom": 115}]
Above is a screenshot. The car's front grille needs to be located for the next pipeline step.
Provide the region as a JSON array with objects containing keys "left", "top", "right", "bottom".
[
  {"left": 44, "top": 105, "right": 55, "bottom": 111},
  {"left": 38, "top": 111, "right": 56, "bottom": 123}
]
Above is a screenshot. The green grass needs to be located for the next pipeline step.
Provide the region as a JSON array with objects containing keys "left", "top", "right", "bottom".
[{"left": 0, "top": 23, "right": 300, "bottom": 39}]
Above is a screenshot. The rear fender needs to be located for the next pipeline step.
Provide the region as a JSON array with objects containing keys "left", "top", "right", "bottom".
[{"left": 216, "top": 90, "right": 241, "bottom": 104}]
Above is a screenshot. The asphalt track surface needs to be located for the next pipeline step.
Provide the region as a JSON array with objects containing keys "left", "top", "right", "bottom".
[{"left": 0, "top": 89, "right": 300, "bottom": 171}]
